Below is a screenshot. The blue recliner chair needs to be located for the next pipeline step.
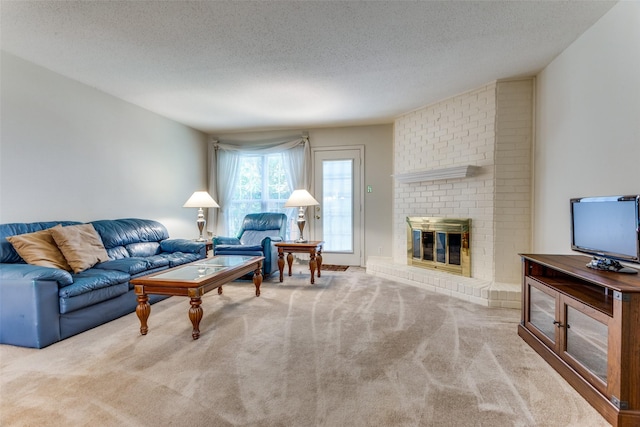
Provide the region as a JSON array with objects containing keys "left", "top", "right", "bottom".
[{"left": 212, "top": 213, "right": 287, "bottom": 277}]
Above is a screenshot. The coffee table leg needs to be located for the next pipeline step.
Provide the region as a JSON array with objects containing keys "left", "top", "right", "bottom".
[
  {"left": 136, "top": 292, "right": 150, "bottom": 335},
  {"left": 278, "top": 248, "right": 285, "bottom": 282},
  {"left": 287, "top": 252, "right": 294, "bottom": 276},
  {"left": 189, "top": 297, "right": 203, "bottom": 340},
  {"left": 317, "top": 248, "right": 322, "bottom": 278},
  {"left": 218, "top": 285, "right": 223, "bottom": 295},
  {"left": 253, "top": 262, "right": 263, "bottom": 296}
]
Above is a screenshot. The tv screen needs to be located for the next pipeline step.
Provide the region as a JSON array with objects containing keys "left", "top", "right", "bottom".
[{"left": 571, "top": 195, "right": 640, "bottom": 263}]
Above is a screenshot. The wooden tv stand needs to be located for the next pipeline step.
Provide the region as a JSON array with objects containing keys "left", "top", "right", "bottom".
[{"left": 518, "top": 254, "right": 640, "bottom": 426}]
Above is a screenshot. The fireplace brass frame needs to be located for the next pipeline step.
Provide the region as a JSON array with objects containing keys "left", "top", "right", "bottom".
[{"left": 406, "top": 217, "right": 471, "bottom": 277}]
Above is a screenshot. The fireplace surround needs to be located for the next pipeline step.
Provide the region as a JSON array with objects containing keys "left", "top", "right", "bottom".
[
  {"left": 407, "top": 217, "right": 471, "bottom": 277},
  {"left": 368, "top": 79, "right": 533, "bottom": 309}
]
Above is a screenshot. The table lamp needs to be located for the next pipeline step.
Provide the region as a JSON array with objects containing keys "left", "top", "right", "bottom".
[
  {"left": 183, "top": 191, "right": 219, "bottom": 241},
  {"left": 284, "top": 189, "right": 319, "bottom": 243}
]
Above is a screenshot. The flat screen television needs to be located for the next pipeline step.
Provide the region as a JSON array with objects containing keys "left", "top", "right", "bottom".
[{"left": 570, "top": 195, "right": 640, "bottom": 264}]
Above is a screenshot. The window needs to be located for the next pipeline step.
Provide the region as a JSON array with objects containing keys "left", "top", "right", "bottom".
[
  {"left": 212, "top": 137, "right": 308, "bottom": 238},
  {"left": 226, "top": 153, "right": 292, "bottom": 237}
]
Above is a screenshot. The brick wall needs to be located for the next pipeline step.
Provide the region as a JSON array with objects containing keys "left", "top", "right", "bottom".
[
  {"left": 393, "top": 79, "right": 533, "bottom": 284},
  {"left": 494, "top": 80, "right": 533, "bottom": 283}
]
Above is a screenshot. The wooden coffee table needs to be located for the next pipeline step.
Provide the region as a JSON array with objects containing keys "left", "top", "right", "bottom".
[
  {"left": 275, "top": 241, "right": 324, "bottom": 284},
  {"left": 130, "top": 255, "right": 263, "bottom": 340}
]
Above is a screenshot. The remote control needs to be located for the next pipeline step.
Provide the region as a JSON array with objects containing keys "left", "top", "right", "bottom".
[{"left": 586, "top": 257, "right": 638, "bottom": 274}]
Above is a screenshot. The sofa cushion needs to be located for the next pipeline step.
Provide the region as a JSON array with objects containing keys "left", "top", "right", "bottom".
[
  {"left": 144, "top": 255, "right": 171, "bottom": 270},
  {"left": 127, "top": 242, "right": 160, "bottom": 257},
  {"left": 158, "top": 252, "right": 202, "bottom": 267},
  {"left": 0, "top": 221, "right": 82, "bottom": 264},
  {"left": 91, "top": 218, "right": 169, "bottom": 249},
  {"left": 159, "top": 239, "right": 205, "bottom": 255},
  {"left": 5, "top": 225, "right": 72, "bottom": 271},
  {"left": 241, "top": 213, "right": 287, "bottom": 232},
  {"left": 239, "top": 230, "right": 281, "bottom": 246},
  {"left": 107, "top": 246, "right": 130, "bottom": 260},
  {"left": 59, "top": 269, "right": 130, "bottom": 299},
  {"left": 93, "top": 258, "right": 150, "bottom": 276},
  {"left": 51, "top": 224, "right": 110, "bottom": 273},
  {"left": 59, "top": 283, "right": 129, "bottom": 314}
]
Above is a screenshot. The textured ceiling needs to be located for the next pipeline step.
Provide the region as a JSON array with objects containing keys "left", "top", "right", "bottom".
[{"left": 0, "top": 1, "right": 616, "bottom": 133}]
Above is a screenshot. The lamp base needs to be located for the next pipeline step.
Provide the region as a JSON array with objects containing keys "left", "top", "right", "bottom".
[
  {"left": 296, "top": 215, "right": 307, "bottom": 243},
  {"left": 196, "top": 208, "right": 206, "bottom": 242}
]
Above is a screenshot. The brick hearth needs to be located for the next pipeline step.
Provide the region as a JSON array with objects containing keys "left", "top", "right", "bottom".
[{"left": 367, "top": 257, "right": 520, "bottom": 308}]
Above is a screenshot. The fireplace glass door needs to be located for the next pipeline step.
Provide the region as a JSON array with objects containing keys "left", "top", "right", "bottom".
[
  {"left": 436, "top": 232, "right": 446, "bottom": 263},
  {"left": 419, "top": 231, "right": 461, "bottom": 265},
  {"left": 422, "top": 231, "right": 434, "bottom": 261},
  {"left": 448, "top": 233, "right": 461, "bottom": 265},
  {"left": 406, "top": 217, "right": 471, "bottom": 277}
]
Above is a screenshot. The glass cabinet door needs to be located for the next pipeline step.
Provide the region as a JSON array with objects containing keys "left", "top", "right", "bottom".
[
  {"left": 528, "top": 283, "right": 557, "bottom": 344},
  {"left": 564, "top": 304, "right": 609, "bottom": 384}
]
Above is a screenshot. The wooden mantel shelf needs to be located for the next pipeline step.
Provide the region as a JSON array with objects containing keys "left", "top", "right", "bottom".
[{"left": 392, "top": 165, "right": 480, "bottom": 183}]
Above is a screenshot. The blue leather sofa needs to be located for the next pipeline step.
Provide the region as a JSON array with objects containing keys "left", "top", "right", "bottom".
[
  {"left": 213, "top": 213, "right": 287, "bottom": 277},
  {"left": 0, "top": 218, "right": 206, "bottom": 348}
]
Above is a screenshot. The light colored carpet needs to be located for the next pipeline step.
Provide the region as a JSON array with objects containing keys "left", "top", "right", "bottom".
[{"left": 1, "top": 267, "right": 609, "bottom": 426}]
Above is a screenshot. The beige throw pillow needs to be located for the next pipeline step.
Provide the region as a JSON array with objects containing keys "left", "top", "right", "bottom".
[
  {"left": 6, "top": 225, "right": 72, "bottom": 271},
  {"left": 50, "top": 224, "right": 110, "bottom": 273}
]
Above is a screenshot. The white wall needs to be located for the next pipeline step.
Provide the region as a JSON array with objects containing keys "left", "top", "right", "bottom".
[
  {"left": 310, "top": 125, "right": 394, "bottom": 261},
  {"left": 0, "top": 52, "right": 208, "bottom": 239},
  {"left": 534, "top": 1, "right": 640, "bottom": 254},
  {"left": 212, "top": 124, "right": 394, "bottom": 262}
]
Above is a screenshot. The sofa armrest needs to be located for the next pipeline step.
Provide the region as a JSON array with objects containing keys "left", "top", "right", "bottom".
[
  {"left": 0, "top": 278, "right": 61, "bottom": 348},
  {"left": 160, "top": 239, "right": 206, "bottom": 257},
  {"left": 263, "top": 236, "right": 283, "bottom": 244},
  {"left": 258, "top": 236, "right": 282, "bottom": 275},
  {"left": 0, "top": 263, "right": 74, "bottom": 287}
]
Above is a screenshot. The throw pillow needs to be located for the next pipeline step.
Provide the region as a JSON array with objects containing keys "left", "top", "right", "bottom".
[
  {"left": 6, "top": 225, "right": 72, "bottom": 271},
  {"left": 50, "top": 224, "right": 110, "bottom": 273}
]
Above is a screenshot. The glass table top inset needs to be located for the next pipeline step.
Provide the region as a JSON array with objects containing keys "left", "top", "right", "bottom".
[
  {"left": 145, "top": 256, "right": 259, "bottom": 282},
  {"left": 193, "top": 255, "right": 256, "bottom": 268}
]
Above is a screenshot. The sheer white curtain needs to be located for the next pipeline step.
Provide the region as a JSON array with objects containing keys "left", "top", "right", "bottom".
[
  {"left": 208, "top": 136, "right": 309, "bottom": 236},
  {"left": 207, "top": 139, "right": 241, "bottom": 236},
  {"left": 283, "top": 138, "right": 311, "bottom": 190}
]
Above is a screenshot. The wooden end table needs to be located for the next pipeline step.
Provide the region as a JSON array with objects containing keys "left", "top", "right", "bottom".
[
  {"left": 130, "top": 255, "right": 263, "bottom": 340},
  {"left": 275, "top": 241, "right": 324, "bottom": 284}
]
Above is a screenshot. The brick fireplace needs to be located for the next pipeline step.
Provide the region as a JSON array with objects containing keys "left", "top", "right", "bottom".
[{"left": 367, "top": 78, "right": 534, "bottom": 309}]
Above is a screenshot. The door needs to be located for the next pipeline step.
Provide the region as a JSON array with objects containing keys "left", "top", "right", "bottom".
[
  {"left": 525, "top": 278, "right": 559, "bottom": 349},
  {"left": 312, "top": 147, "right": 364, "bottom": 266}
]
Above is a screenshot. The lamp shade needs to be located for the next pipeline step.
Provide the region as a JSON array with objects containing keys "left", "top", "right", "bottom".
[
  {"left": 284, "top": 189, "right": 319, "bottom": 207},
  {"left": 183, "top": 191, "right": 219, "bottom": 208}
]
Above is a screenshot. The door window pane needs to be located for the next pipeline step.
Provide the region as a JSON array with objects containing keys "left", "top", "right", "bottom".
[{"left": 322, "top": 159, "right": 353, "bottom": 252}]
